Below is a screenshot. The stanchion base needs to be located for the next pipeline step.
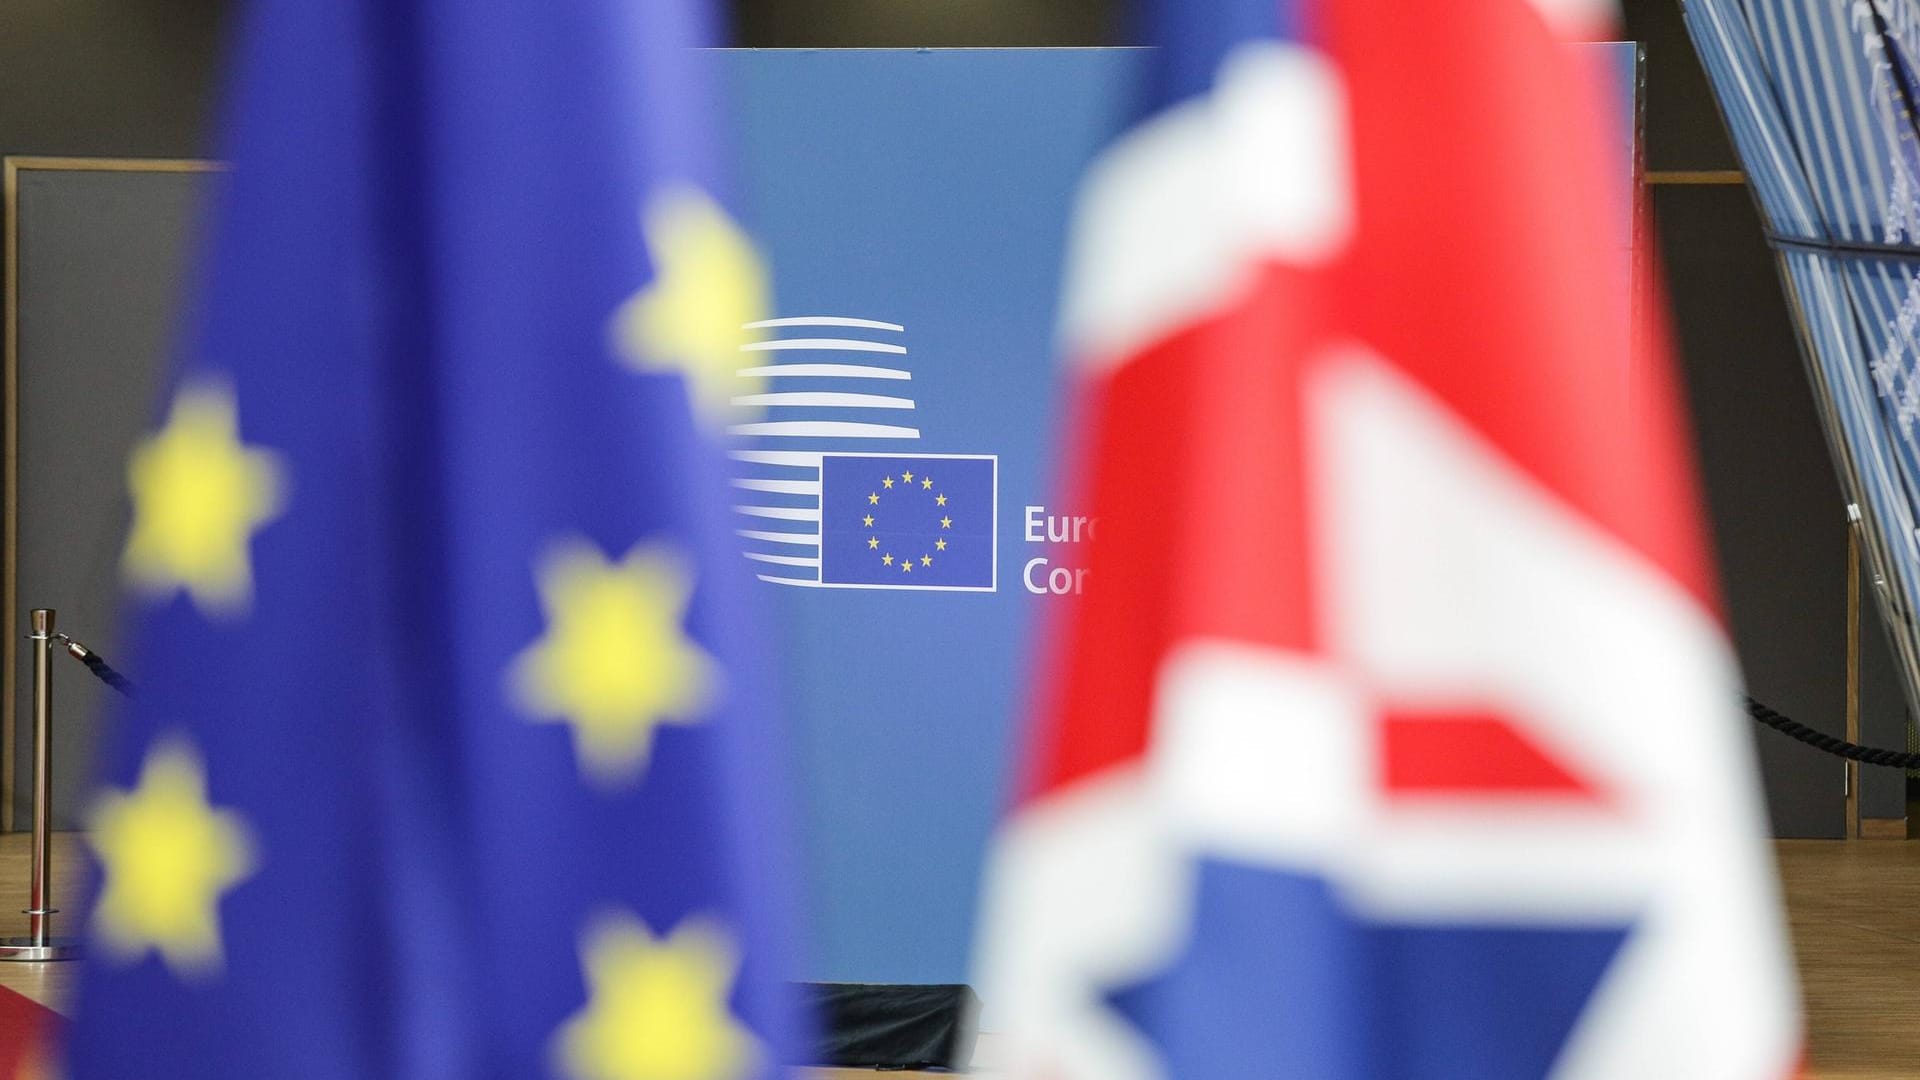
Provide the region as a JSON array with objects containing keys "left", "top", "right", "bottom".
[{"left": 0, "top": 937, "right": 78, "bottom": 961}]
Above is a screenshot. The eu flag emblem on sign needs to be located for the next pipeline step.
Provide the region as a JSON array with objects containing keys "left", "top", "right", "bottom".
[{"left": 820, "top": 455, "right": 996, "bottom": 589}]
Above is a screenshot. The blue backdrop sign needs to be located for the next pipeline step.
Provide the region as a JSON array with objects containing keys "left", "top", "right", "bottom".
[{"left": 721, "top": 44, "right": 1641, "bottom": 987}]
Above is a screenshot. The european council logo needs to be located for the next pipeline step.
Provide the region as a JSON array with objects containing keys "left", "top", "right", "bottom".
[
  {"left": 737, "top": 452, "right": 997, "bottom": 591},
  {"left": 729, "top": 316, "right": 998, "bottom": 590}
]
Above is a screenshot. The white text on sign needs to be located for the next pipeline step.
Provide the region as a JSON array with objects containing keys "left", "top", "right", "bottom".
[{"left": 1023, "top": 505, "right": 1093, "bottom": 595}]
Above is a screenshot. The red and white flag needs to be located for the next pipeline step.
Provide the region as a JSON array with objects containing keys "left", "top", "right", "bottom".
[{"left": 973, "top": 2, "right": 1802, "bottom": 1078}]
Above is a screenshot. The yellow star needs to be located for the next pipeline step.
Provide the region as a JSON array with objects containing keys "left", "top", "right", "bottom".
[
  {"left": 882, "top": 554, "right": 893, "bottom": 566},
  {"left": 901, "top": 471, "right": 914, "bottom": 484},
  {"left": 882, "top": 477, "right": 894, "bottom": 490},
  {"left": 509, "top": 539, "right": 718, "bottom": 785},
  {"left": 122, "top": 382, "right": 285, "bottom": 617},
  {"left": 935, "top": 538, "right": 947, "bottom": 552},
  {"left": 613, "top": 186, "right": 770, "bottom": 422},
  {"left": 87, "top": 737, "right": 256, "bottom": 978},
  {"left": 920, "top": 555, "right": 932, "bottom": 567},
  {"left": 554, "top": 912, "right": 759, "bottom": 1080},
  {"left": 935, "top": 494, "right": 947, "bottom": 507},
  {"left": 939, "top": 516, "right": 953, "bottom": 529},
  {"left": 900, "top": 561, "right": 913, "bottom": 573},
  {"left": 862, "top": 514, "right": 874, "bottom": 527},
  {"left": 867, "top": 537, "right": 879, "bottom": 549},
  {"left": 921, "top": 478, "right": 932, "bottom": 489},
  {"left": 868, "top": 493, "right": 880, "bottom": 505}
]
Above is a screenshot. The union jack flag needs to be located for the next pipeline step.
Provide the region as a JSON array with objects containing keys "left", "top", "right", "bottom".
[{"left": 972, "top": 2, "right": 1803, "bottom": 1078}]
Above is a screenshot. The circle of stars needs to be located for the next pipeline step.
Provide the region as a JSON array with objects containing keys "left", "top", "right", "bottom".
[{"left": 864, "top": 467, "right": 954, "bottom": 575}]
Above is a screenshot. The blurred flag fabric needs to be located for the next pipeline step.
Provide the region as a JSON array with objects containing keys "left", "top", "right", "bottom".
[
  {"left": 974, "top": 2, "right": 1803, "bottom": 1079},
  {"left": 67, "top": 2, "right": 805, "bottom": 1078},
  {"left": 0, "top": 988, "right": 60, "bottom": 1080}
]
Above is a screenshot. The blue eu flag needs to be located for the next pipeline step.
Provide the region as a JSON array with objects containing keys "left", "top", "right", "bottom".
[
  {"left": 66, "top": 2, "right": 805, "bottom": 1078},
  {"left": 818, "top": 455, "right": 997, "bottom": 589}
]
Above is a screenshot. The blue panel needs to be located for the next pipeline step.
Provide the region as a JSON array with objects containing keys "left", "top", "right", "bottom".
[
  {"left": 723, "top": 45, "right": 1643, "bottom": 985},
  {"left": 722, "top": 47, "right": 1139, "bottom": 984}
]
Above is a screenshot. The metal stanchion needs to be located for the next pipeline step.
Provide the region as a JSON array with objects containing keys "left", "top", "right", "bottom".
[{"left": 0, "top": 610, "right": 78, "bottom": 960}]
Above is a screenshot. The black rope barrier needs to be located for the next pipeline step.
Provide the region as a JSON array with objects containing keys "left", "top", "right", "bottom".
[
  {"left": 57, "top": 636, "right": 135, "bottom": 698},
  {"left": 1743, "top": 694, "right": 1920, "bottom": 769},
  {"left": 29, "top": 630, "right": 1920, "bottom": 770}
]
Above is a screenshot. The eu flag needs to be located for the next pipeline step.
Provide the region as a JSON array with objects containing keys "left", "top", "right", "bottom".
[
  {"left": 66, "top": 2, "right": 805, "bottom": 1078},
  {"left": 818, "top": 455, "right": 997, "bottom": 589}
]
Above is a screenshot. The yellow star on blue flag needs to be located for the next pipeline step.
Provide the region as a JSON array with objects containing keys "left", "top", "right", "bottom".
[
  {"left": 87, "top": 736, "right": 255, "bottom": 978},
  {"left": 121, "top": 382, "right": 285, "bottom": 617},
  {"left": 554, "top": 912, "right": 759, "bottom": 1080},
  {"left": 508, "top": 539, "right": 718, "bottom": 785},
  {"left": 614, "top": 186, "right": 771, "bottom": 422}
]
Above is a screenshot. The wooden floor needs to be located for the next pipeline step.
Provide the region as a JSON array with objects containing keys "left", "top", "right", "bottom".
[
  {"left": 9, "top": 835, "right": 1920, "bottom": 1076},
  {"left": 1777, "top": 838, "right": 1920, "bottom": 1079},
  {"left": 0, "top": 832, "right": 85, "bottom": 1014}
]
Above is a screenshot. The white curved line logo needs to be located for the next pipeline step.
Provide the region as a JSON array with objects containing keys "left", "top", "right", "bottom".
[{"left": 729, "top": 316, "right": 997, "bottom": 591}]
